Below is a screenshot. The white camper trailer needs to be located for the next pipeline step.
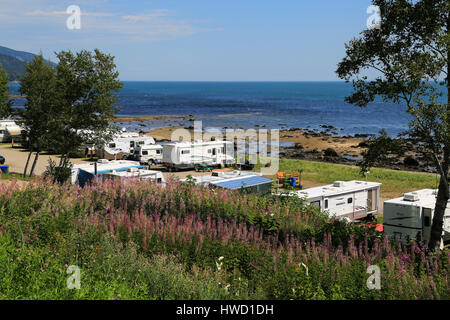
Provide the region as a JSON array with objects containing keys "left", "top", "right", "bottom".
[
  {"left": 97, "top": 133, "right": 156, "bottom": 160},
  {"left": 162, "top": 140, "right": 235, "bottom": 170},
  {"left": 292, "top": 180, "right": 382, "bottom": 221},
  {"left": 0, "top": 120, "right": 23, "bottom": 143},
  {"left": 132, "top": 144, "right": 163, "bottom": 164},
  {"left": 103, "top": 168, "right": 165, "bottom": 184},
  {"left": 383, "top": 189, "right": 450, "bottom": 245}
]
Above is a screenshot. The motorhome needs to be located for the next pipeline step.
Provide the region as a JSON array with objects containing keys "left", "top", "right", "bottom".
[
  {"left": 71, "top": 159, "right": 143, "bottom": 186},
  {"left": 162, "top": 140, "right": 235, "bottom": 170},
  {"left": 103, "top": 168, "right": 165, "bottom": 184},
  {"left": 184, "top": 170, "right": 273, "bottom": 195},
  {"left": 290, "top": 180, "right": 382, "bottom": 221},
  {"left": 132, "top": 144, "right": 163, "bottom": 165},
  {"left": 0, "top": 119, "right": 23, "bottom": 143},
  {"left": 383, "top": 189, "right": 450, "bottom": 245}
]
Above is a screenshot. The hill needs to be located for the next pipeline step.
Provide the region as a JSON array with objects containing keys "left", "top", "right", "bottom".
[{"left": 0, "top": 45, "right": 56, "bottom": 81}]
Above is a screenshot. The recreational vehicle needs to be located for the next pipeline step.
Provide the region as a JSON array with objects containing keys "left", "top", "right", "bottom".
[
  {"left": 162, "top": 140, "right": 235, "bottom": 170},
  {"left": 0, "top": 119, "right": 23, "bottom": 143},
  {"left": 383, "top": 189, "right": 450, "bottom": 245},
  {"left": 132, "top": 144, "right": 163, "bottom": 165},
  {"left": 71, "top": 159, "right": 143, "bottom": 186},
  {"left": 103, "top": 168, "right": 165, "bottom": 184},
  {"left": 185, "top": 170, "right": 272, "bottom": 195},
  {"left": 96, "top": 134, "right": 156, "bottom": 160},
  {"left": 291, "top": 180, "right": 382, "bottom": 221}
]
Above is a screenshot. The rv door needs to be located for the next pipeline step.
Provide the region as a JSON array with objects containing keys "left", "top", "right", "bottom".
[{"left": 422, "top": 208, "right": 432, "bottom": 243}]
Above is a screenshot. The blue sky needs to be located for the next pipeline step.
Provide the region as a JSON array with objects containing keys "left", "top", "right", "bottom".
[{"left": 0, "top": 0, "right": 375, "bottom": 81}]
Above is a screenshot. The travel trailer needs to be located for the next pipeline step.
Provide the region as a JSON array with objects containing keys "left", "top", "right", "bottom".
[
  {"left": 96, "top": 134, "right": 156, "bottom": 160},
  {"left": 184, "top": 170, "right": 273, "bottom": 195},
  {"left": 132, "top": 144, "right": 163, "bottom": 165},
  {"left": 290, "top": 180, "right": 382, "bottom": 221},
  {"left": 162, "top": 140, "right": 235, "bottom": 170},
  {"left": 71, "top": 159, "right": 143, "bottom": 186},
  {"left": 0, "top": 119, "right": 23, "bottom": 143},
  {"left": 383, "top": 189, "right": 450, "bottom": 245},
  {"left": 103, "top": 168, "right": 165, "bottom": 184}
]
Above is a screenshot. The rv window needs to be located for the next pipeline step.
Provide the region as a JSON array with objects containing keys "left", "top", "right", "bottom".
[
  {"left": 109, "top": 143, "right": 116, "bottom": 148},
  {"left": 181, "top": 150, "right": 190, "bottom": 155},
  {"left": 347, "top": 198, "right": 353, "bottom": 204},
  {"left": 324, "top": 200, "right": 328, "bottom": 209},
  {"left": 142, "top": 151, "right": 148, "bottom": 155},
  {"left": 156, "top": 150, "right": 161, "bottom": 154},
  {"left": 130, "top": 142, "right": 134, "bottom": 147},
  {"left": 139, "top": 141, "right": 144, "bottom": 145},
  {"left": 424, "top": 216, "right": 431, "bottom": 227}
]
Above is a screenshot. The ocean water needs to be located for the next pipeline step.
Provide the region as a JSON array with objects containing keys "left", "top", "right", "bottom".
[{"left": 9, "top": 81, "right": 413, "bottom": 136}]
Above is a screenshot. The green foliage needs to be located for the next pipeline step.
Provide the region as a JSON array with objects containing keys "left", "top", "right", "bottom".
[
  {"left": 43, "top": 158, "right": 73, "bottom": 184},
  {"left": 0, "top": 66, "right": 13, "bottom": 118},
  {"left": 359, "top": 130, "right": 405, "bottom": 174},
  {"left": 49, "top": 49, "right": 123, "bottom": 157},
  {"left": 0, "top": 179, "right": 448, "bottom": 300}
]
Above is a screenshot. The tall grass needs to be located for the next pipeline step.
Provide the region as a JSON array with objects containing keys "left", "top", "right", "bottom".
[{"left": 0, "top": 177, "right": 448, "bottom": 300}]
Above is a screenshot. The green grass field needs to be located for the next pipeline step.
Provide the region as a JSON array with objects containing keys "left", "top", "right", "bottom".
[{"left": 260, "top": 158, "right": 439, "bottom": 199}]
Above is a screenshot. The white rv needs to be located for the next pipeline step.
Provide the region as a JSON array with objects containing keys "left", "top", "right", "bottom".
[
  {"left": 383, "top": 189, "right": 450, "bottom": 245},
  {"left": 162, "top": 140, "right": 235, "bottom": 170},
  {"left": 291, "top": 180, "right": 382, "bottom": 221},
  {"left": 103, "top": 168, "right": 165, "bottom": 184},
  {"left": 97, "top": 133, "right": 156, "bottom": 160},
  {"left": 132, "top": 144, "right": 163, "bottom": 165},
  {"left": 0, "top": 120, "right": 23, "bottom": 143}
]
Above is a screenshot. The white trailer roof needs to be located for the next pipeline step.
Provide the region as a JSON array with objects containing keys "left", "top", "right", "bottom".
[
  {"left": 384, "top": 189, "right": 440, "bottom": 209},
  {"left": 189, "top": 170, "right": 262, "bottom": 185},
  {"left": 164, "top": 140, "right": 232, "bottom": 147},
  {"left": 296, "top": 180, "right": 381, "bottom": 200},
  {"left": 105, "top": 168, "right": 163, "bottom": 179},
  {"left": 73, "top": 160, "right": 142, "bottom": 174}
]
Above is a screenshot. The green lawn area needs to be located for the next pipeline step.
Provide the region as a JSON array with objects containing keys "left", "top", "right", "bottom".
[
  {"left": 0, "top": 172, "right": 31, "bottom": 181},
  {"left": 261, "top": 158, "right": 439, "bottom": 199}
]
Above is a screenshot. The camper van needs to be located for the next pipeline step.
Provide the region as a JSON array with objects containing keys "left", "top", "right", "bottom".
[
  {"left": 291, "top": 180, "right": 382, "bottom": 221},
  {"left": 162, "top": 140, "right": 235, "bottom": 170},
  {"left": 383, "top": 189, "right": 450, "bottom": 245},
  {"left": 0, "top": 120, "right": 23, "bottom": 143},
  {"left": 103, "top": 168, "right": 165, "bottom": 184},
  {"left": 132, "top": 144, "right": 163, "bottom": 164}
]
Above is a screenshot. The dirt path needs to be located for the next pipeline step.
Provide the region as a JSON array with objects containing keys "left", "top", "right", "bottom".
[{"left": 0, "top": 145, "right": 89, "bottom": 175}]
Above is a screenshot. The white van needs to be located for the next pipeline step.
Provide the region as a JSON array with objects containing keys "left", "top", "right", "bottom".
[{"left": 133, "top": 144, "right": 163, "bottom": 165}]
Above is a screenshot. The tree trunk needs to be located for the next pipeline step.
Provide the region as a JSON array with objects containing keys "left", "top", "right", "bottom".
[
  {"left": 29, "top": 151, "right": 40, "bottom": 177},
  {"left": 429, "top": 171, "right": 449, "bottom": 249},
  {"left": 23, "top": 150, "right": 33, "bottom": 177},
  {"left": 429, "top": 9, "right": 450, "bottom": 250}
]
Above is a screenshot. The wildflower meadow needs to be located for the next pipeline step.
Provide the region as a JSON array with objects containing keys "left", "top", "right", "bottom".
[{"left": 0, "top": 177, "right": 448, "bottom": 300}]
